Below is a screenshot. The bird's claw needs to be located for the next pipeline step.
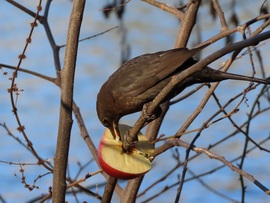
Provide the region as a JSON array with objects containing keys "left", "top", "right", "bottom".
[
  {"left": 142, "top": 103, "right": 161, "bottom": 123},
  {"left": 122, "top": 129, "right": 138, "bottom": 153}
]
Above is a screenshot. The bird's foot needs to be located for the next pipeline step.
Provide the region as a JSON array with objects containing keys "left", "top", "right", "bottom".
[
  {"left": 122, "top": 129, "right": 138, "bottom": 153},
  {"left": 142, "top": 103, "right": 162, "bottom": 124}
]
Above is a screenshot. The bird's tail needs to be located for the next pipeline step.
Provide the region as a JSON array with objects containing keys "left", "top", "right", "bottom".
[{"left": 194, "top": 67, "right": 270, "bottom": 84}]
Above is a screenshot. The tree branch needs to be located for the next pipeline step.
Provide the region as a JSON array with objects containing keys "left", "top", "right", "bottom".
[{"left": 52, "top": 0, "right": 85, "bottom": 202}]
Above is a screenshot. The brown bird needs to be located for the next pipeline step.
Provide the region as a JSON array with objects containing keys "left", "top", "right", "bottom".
[{"left": 96, "top": 46, "right": 269, "bottom": 139}]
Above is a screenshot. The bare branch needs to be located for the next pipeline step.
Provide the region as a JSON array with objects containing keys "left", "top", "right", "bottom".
[
  {"left": 142, "top": 0, "right": 184, "bottom": 20},
  {"left": 52, "top": 0, "right": 85, "bottom": 202},
  {"left": 168, "top": 139, "right": 270, "bottom": 194}
]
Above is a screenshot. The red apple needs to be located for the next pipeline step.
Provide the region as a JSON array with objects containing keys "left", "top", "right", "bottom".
[{"left": 98, "top": 124, "right": 154, "bottom": 179}]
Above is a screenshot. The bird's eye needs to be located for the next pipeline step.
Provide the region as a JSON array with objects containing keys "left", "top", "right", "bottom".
[{"left": 102, "top": 118, "right": 109, "bottom": 127}]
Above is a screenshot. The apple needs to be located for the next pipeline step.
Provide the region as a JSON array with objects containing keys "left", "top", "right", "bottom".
[{"left": 98, "top": 124, "right": 154, "bottom": 179}]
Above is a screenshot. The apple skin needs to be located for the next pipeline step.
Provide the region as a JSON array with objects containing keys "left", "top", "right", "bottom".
[{"left": 98, "top": 124, "right": 154, "bottom": 180}]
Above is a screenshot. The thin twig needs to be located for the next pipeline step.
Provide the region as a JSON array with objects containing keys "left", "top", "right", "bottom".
[
  {"left": 170, "top": 139, "right": 270, "bottom": 194},
  {"left": 142, "top": 0, "right": 184, "bottom": 20}
]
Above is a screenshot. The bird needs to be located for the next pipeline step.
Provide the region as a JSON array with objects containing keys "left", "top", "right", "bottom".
[{"left": 96, "top": 45, "right": 269, "bottom": 140}]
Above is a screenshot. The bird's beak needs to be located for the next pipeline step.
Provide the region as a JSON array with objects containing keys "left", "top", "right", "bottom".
[{"left": 111, "top": 122, "right": 120, "bottom": 141}]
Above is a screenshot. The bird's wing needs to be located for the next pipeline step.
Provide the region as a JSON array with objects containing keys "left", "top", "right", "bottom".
[{"left": 111, "top": 46, "right": 206, "bottom": 97}]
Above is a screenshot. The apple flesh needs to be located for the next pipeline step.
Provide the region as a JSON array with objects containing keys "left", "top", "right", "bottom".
[{"left": 98, "top": 124, "right": 154, "bottom": 179}]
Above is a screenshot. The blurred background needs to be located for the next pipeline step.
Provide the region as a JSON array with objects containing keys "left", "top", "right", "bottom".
[{"left": 0, "top": 0, "right": 270, "bottom": 202}]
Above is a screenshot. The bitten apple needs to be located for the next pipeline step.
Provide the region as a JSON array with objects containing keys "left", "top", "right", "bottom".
[{"left": 98, "top": 124, "right": 154, "bottom": 179}]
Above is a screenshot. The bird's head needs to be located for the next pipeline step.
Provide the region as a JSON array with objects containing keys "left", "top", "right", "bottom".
[
  {"left": 99, "top": 112, "right": 120, "bottom": 140},
  {"left": 96, "top": 90, "right": 121, "bottom": 140}
]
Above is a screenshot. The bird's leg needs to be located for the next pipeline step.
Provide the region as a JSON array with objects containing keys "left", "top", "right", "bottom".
[{"left": 121, "top": 104, "right": 160, "bottom": 153}]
